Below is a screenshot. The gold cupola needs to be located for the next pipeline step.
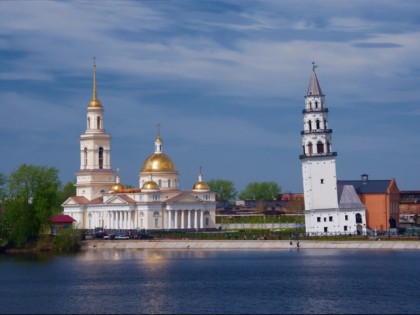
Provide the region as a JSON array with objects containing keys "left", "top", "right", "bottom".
[
  {"left": 192, "top": 167, "right": 209, "bottom": 191},
  {"left": 110, "top": 174, "right": 125, "bottom": 193},
  {"left": 88, "top": 60, "right": 102, "bottom": 108},
  {"left": 141, "top": 173, "right": 160, "bottom": 191},
  {"left": 140, "top": 133, "right": 177, "bottom": 172}
]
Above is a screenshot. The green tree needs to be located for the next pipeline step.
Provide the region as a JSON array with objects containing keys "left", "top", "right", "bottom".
[
  {"left": 207, "top": 179, "right": 237, "bottom": 203},
  {"left": 4, "top": 164, "right": 62, "bottom": 247},
  {"left": 58, "top": 181, "right": 76, "bottom": 203},
  {"left": 0, "top": 172, "right": 6, "bottom": 207},
  {"left": 239, "top": 181, "right": 281, "bottom": 201}
]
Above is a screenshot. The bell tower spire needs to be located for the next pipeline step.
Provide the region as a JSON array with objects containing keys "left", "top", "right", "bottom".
[{"left": 75, "top": 59, "right": 116, "bottom": 200}]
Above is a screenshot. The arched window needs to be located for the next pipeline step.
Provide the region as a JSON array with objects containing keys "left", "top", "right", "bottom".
[
  {"left": 316, "top": 120, "right": 321, "bottom": 129},
  {"left": 308, "top": 120, "right": 312, "bottom": 132},
  {"left": 84, "top": 147, "right": 88, "bottom": 167},
  {"left": 317, "top": 141, "right": 324, "bottom": 154},
  {"left": 158, "top": 179, "right": 162, "bottom": 187},
  {"left": 355, "top": 213, "right": 362, "bottom": 224},
  {"left": 315, "top": 101, "right": 319, "bottom": 108},
  {"left": 99, "top": 147, "right": 104, "bottom": 169},
  {"left": 97, "top": 117, "right": 101, "bottom": 129},
  {"left": 204, "top": 211, "right": 210, "bottom": 215},
  {"left": 153, "top": 211, "right": 160, "bottom": 217},
  {"left": 307, "top": 142, "right": 313, "bottom": 155}
]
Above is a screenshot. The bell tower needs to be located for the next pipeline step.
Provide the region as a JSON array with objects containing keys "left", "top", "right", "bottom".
[
  {"left": 300, "top": 63, "right": 338, "bottom": 211},
  {"left": 75, "top": 60, "right": 116, "bottom": 200}
]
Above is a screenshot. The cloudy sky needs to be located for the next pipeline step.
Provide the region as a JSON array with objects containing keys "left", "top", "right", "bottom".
[{"left": 1, "top": 0, "right": 419, "bottom": 194}]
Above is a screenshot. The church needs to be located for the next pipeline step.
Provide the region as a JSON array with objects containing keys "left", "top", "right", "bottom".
[
  {"left": 300, "top": 65, "right": 367, "bottom": 236},
  {"left": 62, "top": 63, "right": 217, "bottom": 231}
]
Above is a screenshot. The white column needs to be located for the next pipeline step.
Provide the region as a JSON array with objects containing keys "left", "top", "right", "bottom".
[
  {"left": 188, "top": 210, "right": 191, "bottom": 229},
  {"left": 174, "top": 210, "right": 178, "bottom": 229},
  {"left": 181, "top": 210, "right": 185, "bottom": 229},
  {"left": 194, "top": 210, "right": 198, "bottom": 229},
  {"left": 166, "top": 210, "right": 170, "bottom": 229},
  {"left": 200, "top": 210, "right": 204, "bottom": 228}
]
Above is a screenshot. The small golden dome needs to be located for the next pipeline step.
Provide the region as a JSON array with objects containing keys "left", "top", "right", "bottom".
[
  {"left": 192, "top": 181, "right": 209, "bottom": 191},
  {"left": 111, "top": 182, "right": 125, "bottom": 192},
  {"left": 141, "top": 153, "right": 176, "bottom": 172},
  {"left": 88, "top": 99, "right": 102, "bottom": 107},
  {"left": 142, "top": 180, "right": 160, "bottom": 191}
]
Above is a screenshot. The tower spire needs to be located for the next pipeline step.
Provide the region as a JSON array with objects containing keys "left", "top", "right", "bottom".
[
  {"left": 88, "top": 57, "right": 102, "bottom": 107},
  {"left": 307, "top": 62, "right": 323, "bottom": 97}
]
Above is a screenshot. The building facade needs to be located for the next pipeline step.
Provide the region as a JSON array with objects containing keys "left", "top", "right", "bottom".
[
  {"left": 300, "top": 65, "right": 366, "bottom": 236},
  {"left": 62, "top": 63, "right": 216, "bottom": 230},
  {"left": 339, "top": 174, "right": 400, "bottom": 232}
]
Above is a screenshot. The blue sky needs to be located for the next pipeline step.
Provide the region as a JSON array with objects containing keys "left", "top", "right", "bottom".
[{"left": 1, "top": 0, "right": 420, "bottom": 194}]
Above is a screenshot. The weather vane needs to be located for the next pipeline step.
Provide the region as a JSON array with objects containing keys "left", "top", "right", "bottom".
[{"left": 312, "top": 61, "right": 318, "bottom": 71}]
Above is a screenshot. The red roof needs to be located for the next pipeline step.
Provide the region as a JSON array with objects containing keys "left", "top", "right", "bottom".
[{"left": 50, "top": 214, "right": 76, "bottom": 224}]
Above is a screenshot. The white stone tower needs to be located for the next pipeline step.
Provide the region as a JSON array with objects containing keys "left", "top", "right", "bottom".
[
  {"left": 75, "top": 61, "right": 116, "bottom": 200},
  {"left": 300, "top": 64, "right": 338, "bottom": 211},
  {"left": 300, "top": 64, "right": 366, "bottom": 235}
]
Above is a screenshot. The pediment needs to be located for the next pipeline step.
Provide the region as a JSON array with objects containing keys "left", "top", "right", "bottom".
[
  {"left": 103, "top": 194, "right": 135, "bottom": 205},
  {"left": 62, "top": 196, "right": 89, "bottom": 206},
  {"left": 165, "top": 193, "right": 204, "bottom": 204}
]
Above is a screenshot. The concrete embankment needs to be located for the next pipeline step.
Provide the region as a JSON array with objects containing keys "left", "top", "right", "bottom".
[{"left": 82, "top": 239, "right": 420, "bottom": 250}]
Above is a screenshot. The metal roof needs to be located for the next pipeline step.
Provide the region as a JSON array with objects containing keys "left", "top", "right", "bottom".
[{"left": 337, "top": 179, "right": 392, "bottom": 194}]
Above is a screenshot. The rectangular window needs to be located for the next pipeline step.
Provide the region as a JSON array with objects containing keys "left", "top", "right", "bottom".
[
  {"left": 344, "top": 226, "right": 348, "bottom": 231},
  {"left": 324, "top": 227, "right": 328, "bottom": 233},
  {"left": 317, "top": 217, "right": 321, "bottom": 222},
  {"left": 345, "top": 215, "right": 348, "bottom": 221},
  {"left": 154, "top": 218, "right": 159, "bottom": 227},
  {"left": 324, "top": 217, "right": 327, "bottom": 222},
  {"left": 329, "top": 216, "right": 333, "bottom": 222},
  {"left": 321, "top": 179, "right": 324, "bottom": 184}
]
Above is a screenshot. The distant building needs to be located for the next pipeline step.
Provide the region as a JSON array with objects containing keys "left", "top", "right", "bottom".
[
  {"left": 62, "top": 62, "right": 216, "bottom": 230},
  {"left": 338, "top": 174, "right": 400, "bottom": 232},
  {"left": 399, "top": 191, "right": 420, "bottom": 227},
  {"left": 50, "top": 214, "right": 76, "bottom": 236},
  {"left": 300, "top": 66, "right": 366, "bottom": 236}
]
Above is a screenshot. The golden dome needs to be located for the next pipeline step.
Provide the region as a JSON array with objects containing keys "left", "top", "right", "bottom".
[
  {"left": 88, "top": 99, "right": 102, "bottom": 107},
  {"left": 142, "top": 180, "right": 160, "bottom": 191},
  {"left": 111, "top": 182, "right": 125, "bottom": 193},
  {"left": 141, "top": 153, "right": 176, "bottom": 172},
  {"left": 192, "top": 181, "right": 209, "bottom": 191}
]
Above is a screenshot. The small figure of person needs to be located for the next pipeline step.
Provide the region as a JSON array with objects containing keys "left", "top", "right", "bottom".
[{"left": 297, "top": 241, "right": 300, "bottom": 248}]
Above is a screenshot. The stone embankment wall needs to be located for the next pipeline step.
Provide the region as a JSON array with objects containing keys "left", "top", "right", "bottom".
[{"left": 82, "top": 240, "right": 420, "bottom": 250}]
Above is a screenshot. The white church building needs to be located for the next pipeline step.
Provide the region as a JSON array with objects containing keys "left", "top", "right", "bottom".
[
  {"left": 62, "top": 63, "right": 216, "bottom": 231},
  {"left": 300, "top": 65, "right": 367, "bottom": 236}
]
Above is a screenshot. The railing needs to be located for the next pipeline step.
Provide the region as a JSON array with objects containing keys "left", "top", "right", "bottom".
[
  {"left": 301, "top": 129, "right": 332, "bottom": 135},
  {"left": 299, "top": 152, "right": 337, "bottom": 159},
  {"left": 302, "top": 108, "right": 328, "bottom": 114}
]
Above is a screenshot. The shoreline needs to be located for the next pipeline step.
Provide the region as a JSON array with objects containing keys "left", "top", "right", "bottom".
[{"left": 82, "top": 239, "right": 420, "bottom": 250}]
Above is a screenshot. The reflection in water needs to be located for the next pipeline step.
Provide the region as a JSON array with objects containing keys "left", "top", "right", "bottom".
[{"left": 1, "top": 249, "right": 420, "bottom": 314}]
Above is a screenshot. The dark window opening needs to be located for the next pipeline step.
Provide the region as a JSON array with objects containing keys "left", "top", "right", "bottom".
[
  {"left": 355, "top": 213, "right": 362, "bottom": 224},
  {"left": 317, "top": 141, "right": 324, "bottom": 154},
  {"left": 99, "top": 147, "right": 104, "bottom": 169}
]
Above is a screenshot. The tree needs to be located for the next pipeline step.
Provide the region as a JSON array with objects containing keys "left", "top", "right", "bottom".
[
  {"left": 59, "top": 181, "right": 76, "bottom": 203},
  {"left": 207, "top": 179, "right": 237, "bottom": 203},
  {"left": 4, "top": 164, "right": 62, "bottom": 247},
  {"left": 0, "top": 172, "right": 6, "bottom": 207},
  {"left": 239, "top": 182, "right": 281, "bottom": 201}
]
